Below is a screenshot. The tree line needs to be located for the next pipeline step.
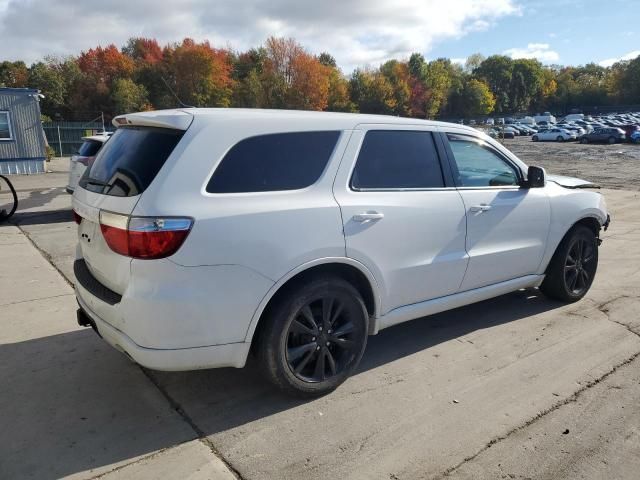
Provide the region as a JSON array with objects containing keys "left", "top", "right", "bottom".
[{"left": 1, "top": 36, "right": 639, "bottom": 121}]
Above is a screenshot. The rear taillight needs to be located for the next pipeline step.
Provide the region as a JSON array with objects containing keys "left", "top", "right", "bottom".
[
  {"left": 99, "top": 211, "right": 192, "bottom": 260},
  {"left": 73, "top": 209, "right": 82, "bottom": 225}
]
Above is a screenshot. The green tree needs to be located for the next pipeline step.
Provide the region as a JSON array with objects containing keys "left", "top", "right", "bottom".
[
  {"left": 474, "top": 55, "right": 513, "bottom": 113},
  {"left": 461, "top": 78, "right": 495, "bottom": 116},
  {"left": 111, "top": 78, "right": 149, "bottom": 113}
]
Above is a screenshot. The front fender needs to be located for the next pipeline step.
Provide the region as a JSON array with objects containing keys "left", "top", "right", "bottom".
[{"left": 537, "top": 184, "right": 608, "bottom": 274}]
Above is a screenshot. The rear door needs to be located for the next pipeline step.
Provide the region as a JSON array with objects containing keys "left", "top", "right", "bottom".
[
  {"left": 333, "top": 126, "right": 468, "bottom": 315},
  {"left": 442, "top": 132, "right": 550, "bottom": 291},
  {"left": 73, "top": 116, "right": 190, "bottom": 294}
]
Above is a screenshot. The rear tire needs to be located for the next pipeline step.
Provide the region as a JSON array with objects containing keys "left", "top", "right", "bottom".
[
  {"left": 540, "top": 225, "right": 598, "bottom": 303},
  {"left": 532, "top": 135, "right": 538, "bottom": 142},
  {"left": 634, "top": 138, "right": 640, "bottom": 144},
  {"left": 557, "top": 136, "right": 564, "bottom": 142},
  {"left": 580, "top": 137, "right": 588, "bottom": 144},
  {"left": 608, "top": 136, "right": 616, "bottom": 144},
  {"left": 257, "top": 276, "right": 368, "bottom": 397}
]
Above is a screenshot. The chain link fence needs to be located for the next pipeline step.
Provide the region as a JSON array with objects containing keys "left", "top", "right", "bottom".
[{"left": 43, "top": 121, "right": 114, "bottom": 157}]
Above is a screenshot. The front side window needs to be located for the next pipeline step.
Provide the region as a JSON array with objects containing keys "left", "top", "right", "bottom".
[
  {"left": 0, "top": 112, "right": 12, "bottom": 140},
  {"left": 447, "top": 134, "right": 520, "bottom": 187},
  {"left": 207, "top": 131, "right": 340, "bottom": 193},
  {"left": 351, "top": 130, "right": 444, "bottom": 189}
]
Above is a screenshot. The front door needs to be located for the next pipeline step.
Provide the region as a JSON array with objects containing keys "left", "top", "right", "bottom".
[
  {"left": 443, "top": 132, "right": 551, "bottom": 291},
  {"left": 333, "top": 127, "right": 469, "bottom": 315}
]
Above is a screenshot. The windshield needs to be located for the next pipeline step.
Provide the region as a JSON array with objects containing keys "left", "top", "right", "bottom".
[{"left": 79, "top": 126, "right": 183, "bottom": 197}]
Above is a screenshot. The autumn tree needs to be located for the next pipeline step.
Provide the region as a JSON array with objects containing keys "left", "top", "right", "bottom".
[
  {"left": 380, "top": 60, "right": 411, "bottom": 116},
  {"left": 0, "top": 61, "right": 28, "bottom": 87},
  {"left": 164, "top": 38, "right": 233, "bottom": 107}
]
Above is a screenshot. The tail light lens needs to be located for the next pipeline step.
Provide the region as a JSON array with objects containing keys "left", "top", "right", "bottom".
[{"left": 99, "top": 211, "right": 193, "bottom": 260}]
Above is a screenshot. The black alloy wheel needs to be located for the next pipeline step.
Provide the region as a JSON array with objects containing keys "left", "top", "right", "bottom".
[
  {"left": 285, "top": 296, "right": 360, "bottom": 383},
  {"left": 257, "top": 276, "right": 368, "bottom": 396},
  {"left": 563, "top": 236, "right": 597, "bottom": 296}
]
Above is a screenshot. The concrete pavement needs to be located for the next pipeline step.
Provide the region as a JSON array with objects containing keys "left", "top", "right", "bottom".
[{"left": 1, "top": 160, "right": 639, "bottom": 479}]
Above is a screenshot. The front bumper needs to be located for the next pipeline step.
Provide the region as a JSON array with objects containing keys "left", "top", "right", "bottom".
[{"left": 76, "top": 293, "right": 250, "bottom": 371}]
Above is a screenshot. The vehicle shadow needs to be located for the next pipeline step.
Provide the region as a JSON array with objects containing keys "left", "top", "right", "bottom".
[{"left": 0, "top": 289, "right": 563, "bottom": 479}]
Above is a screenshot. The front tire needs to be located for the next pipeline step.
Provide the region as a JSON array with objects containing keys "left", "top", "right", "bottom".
[
  {"left": 580, "top": 137, "right": 588, "bottom": 144},
  {"left": 541, "top": 225, "right": 598, "bottom": 302},
  {"left": 557, "top": 136, "right": 564, "bottom": 142},
  {"left": 532, "top": 135, "right": 538, "bottom": 142},
  {"left": 608, "top": 136, "right": 616, "bottom": 144},
  {"left": 257, "top": 276, "right": 368, "bottom": 396}
]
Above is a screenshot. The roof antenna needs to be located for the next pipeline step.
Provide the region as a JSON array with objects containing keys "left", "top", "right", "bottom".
[{"left": 161, "top": 76, "right": 195, "bottom": 108}]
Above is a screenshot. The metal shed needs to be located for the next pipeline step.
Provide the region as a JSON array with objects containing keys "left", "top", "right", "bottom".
[{"left": 0, "top": 87, "right": 47, "bottom": 174}]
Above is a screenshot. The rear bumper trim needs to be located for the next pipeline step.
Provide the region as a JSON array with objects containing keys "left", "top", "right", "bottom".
[{"left": 74, "top": 259, "right": 122, "bottom": 305}]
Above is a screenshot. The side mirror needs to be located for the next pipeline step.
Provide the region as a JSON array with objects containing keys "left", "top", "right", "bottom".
[{"left": 526, "top": 165, "right": 546, "bottom": 188}]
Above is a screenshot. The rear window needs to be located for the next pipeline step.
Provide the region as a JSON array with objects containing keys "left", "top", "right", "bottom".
[
  {"left": 80, "top": 127, "right": 183, "bottom": 197},
  {"left": 351, "top": 130, "right": 444, "bottom": 189},
  {"left": 77, "top": 140, "right": 103, "bottom": 157},
  {"left": 206, "top": 131, "right": 340, "bottom": 193}
]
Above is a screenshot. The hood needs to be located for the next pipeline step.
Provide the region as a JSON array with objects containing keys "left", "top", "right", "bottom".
[{"left": 547, "top": 174, "right": 600, "bottom": 189}]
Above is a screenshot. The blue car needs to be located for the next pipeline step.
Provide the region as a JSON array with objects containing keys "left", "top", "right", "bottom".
[{"left": 632, "top": 130, "right": 640, "bottom": 144}]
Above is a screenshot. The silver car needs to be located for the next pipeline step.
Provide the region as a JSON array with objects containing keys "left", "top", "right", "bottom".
[{"left": 66, "top": 133, "right": 112, "bottom": 193}]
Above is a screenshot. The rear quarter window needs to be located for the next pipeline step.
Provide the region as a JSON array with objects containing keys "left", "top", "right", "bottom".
[{"left": 206, "top": 131, "right": 340, "bottom": 193}]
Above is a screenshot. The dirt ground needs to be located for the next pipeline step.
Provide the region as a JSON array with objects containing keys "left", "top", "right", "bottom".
[{"left": 503, "top": 135, "right": 640, "bottom": 191}]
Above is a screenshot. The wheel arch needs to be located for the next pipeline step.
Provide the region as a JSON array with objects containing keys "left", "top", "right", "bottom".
[
  {"left": 245, "top": 258, "right": 382, "bottom": 346},
  {"left": 542, "top": 214, "right": 603, "bottom": 273}
]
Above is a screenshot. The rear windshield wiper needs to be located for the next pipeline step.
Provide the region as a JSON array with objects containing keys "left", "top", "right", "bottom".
[{"left": 83, "top": 177, "right": 112, "bottom": 188}]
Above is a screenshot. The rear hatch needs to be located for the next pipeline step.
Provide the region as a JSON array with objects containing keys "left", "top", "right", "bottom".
[{"left": 72, "top": 111, "right": 193, "bottom": 295}]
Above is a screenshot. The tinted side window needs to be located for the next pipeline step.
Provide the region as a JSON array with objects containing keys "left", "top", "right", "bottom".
[
  {"left": 351, "top": 130, "right": 444, "bottom": 189},
  {"left": 447, "top": 134, "right": 520, "bottom": 187},
  {"left": 207, "top": 131, "right": 340, "bottom": 193}
]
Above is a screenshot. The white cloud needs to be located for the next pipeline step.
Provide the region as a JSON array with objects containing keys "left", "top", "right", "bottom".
[
  {"left": 503, "top": 43, "right": 559, "bottom": 63},
  {"left": 598, "top": 50, "right": 640, "bottom": 67},
  {"left": 0, "top": 0, "right": 519, "bottom": 71}
]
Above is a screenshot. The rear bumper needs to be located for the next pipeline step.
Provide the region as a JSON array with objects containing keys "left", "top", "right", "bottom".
[
  {"left": 73, "top": 256, "right": 273, "bottom": 370},
  {"left": 76, "top": 293, "right": 251, "bottom": 370}
]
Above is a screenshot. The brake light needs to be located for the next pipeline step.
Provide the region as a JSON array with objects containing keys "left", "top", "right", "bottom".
[
  {"left": 73, "top": 209, "right": 82, "bottom": 225},
  {"left": 99, "top": 211, "right": 192, "bottom": 259}
]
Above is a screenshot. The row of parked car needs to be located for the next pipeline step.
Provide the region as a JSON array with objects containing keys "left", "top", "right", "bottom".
[{"left": 487, "top": 112, "right": 640, "bottom": 144}]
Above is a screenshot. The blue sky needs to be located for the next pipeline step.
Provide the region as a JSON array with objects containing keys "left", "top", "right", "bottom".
[
  {"left": 429, "top": 0, "right": 639, "bottom": 67},
  {"left": 0, "top": 0, "right": 638, "bottom": 70}
]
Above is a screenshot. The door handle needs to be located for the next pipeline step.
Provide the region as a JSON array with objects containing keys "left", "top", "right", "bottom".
[
  {"left": 352, "top": 212, "right": 384, "bottom": 222},
  {"left": 469, "top": 204, "right": 492, "bottom": 213}
]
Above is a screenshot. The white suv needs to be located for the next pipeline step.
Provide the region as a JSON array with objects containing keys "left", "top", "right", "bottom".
[{"left": 72, "top": 109, "right": 609, "bottom": 396}]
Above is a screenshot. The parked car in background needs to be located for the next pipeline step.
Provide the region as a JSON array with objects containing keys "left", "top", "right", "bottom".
[
  {"left": 563, "top": 113, "right": 584, "bottom": 122},
  {"left": 579, "top": 128, "right": 626, "bottom": 144},
  {"left": 532, "top": 128, "right": 576, "bottom": 142},
  {"left": 71, "top": 108, "right": 609, "bottom": 395},
  {"left": 489, "top": 127, "right": 515, "bottom": 139},
  {"left": 631, "top": 131, "right": 640, "bottom": 144},
  {"left": 619, "top": 125, "right": 640, "bottom": 141},
  {"left": 534, "top": 113, "right": 556, "bottom": 124},
  {"left": 66, "top": 133, "right": 112, "bottom": 193}
]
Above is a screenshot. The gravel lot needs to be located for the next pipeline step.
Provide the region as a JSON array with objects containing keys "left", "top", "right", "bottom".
[{"left": 504, "top": 135, "right": 640, "bottom": 190}]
